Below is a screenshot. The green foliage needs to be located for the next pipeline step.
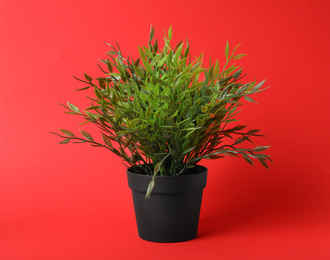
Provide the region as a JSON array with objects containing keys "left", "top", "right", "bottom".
[{"left": 51, "top": 26, "right": 272, "bottom": 196}]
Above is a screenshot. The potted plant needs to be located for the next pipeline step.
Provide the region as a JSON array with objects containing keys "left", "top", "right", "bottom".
[{"left": 51, "top": 26, "right": 272, "bottom": 243}]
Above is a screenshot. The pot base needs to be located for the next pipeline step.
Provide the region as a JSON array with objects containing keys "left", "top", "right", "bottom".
[{"left": 132, "top": 189, "right": 203, "bottom": 243}]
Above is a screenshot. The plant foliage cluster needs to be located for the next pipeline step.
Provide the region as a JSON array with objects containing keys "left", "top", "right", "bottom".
[{"left": 52, "top": 26, "right": 272, "bottom": 198}]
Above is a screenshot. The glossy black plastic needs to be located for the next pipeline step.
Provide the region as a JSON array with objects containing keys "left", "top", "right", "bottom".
[{"left": 127, "top": 165, "right": 207, "bottom": 243}]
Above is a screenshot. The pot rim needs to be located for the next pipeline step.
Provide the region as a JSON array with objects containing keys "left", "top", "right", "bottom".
[{"left": 127, "top": 165, "right": 208, "bottom": 194}]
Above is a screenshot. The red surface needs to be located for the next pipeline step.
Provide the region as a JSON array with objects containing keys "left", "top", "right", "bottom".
[{"left": 1, "top": 0, "right": 330, "bottom": 259}]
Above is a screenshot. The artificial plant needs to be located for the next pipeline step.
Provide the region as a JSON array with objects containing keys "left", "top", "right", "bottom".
[{"left": 51, "top": 26, "right": 272, "bottom": 197}]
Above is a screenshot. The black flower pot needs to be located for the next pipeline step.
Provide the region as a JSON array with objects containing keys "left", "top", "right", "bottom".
[{"left": 127, "top": 165, "right": 207, "bottom": 243}]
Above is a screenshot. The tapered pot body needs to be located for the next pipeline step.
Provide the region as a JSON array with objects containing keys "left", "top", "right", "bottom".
[{"left": 127, "top": 165, "right": 207, "bottom": 243}]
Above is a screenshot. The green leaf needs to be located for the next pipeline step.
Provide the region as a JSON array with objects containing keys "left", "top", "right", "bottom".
[
  {"left": 84, "top": 73, "right": 93, "bottom": 82},
  {"left": 259, "top": 158, "right": 270, "bottom": 170},
  {"left": 75, "top": 86, "right": 90, "bottom": 91},
  {"left": 142, "top": 59, "right": 153, "bottom": 75},
  {"left": 244, "top": 95, "right": 257, "bottom": 103},
  {"left": 168, "top": 26, "right": 173, "bottom": 40},
  {"left": 85, "top": 105, "right": 100, "bottom": 111},
  {"left": 231, "top": 43, "right": 241, "bottom": 57},
  {"left": 201, "top": 105, "right": 208, "bottom": 113},
  {"left": 224, "top": 118, "right": 239, "bottom": 123},
  {"left": 145, "top": 94, "right": 156, "bottom": 107},
  {"left": 209, "top": 154, "right": 225, "bottom": 159},
  {"left": 145, "top": 179, "right": 155, "bottom": 199},
  {"left": 233, "top": 125, "right": 247, "bottom": 131},
  {"left": 67, "top": 102, "right": 80, "bottom": 113},
  {"left": 102, "top": 134, "right": 113, "bottom": 147},
  {"left": 253, "top": 145, "right": 271, "bottom": 152},
  {"left": 225, "top": 41, "right": 229, "bottom": 60},
  {"left": 175, "top": 43, "right": 184, "bottom": 60},
  {"left": 142, "top": 46, "right": 153, "bottom": 58},
  {"left": 248, "top": 129, "right": 261, "bottom": 134},
  {"left": 59, "top": 139, "right": 70, "bottom": 144},
  {"left": 145, "top": 163, "right": 161, "bottom": 199},
  {"left": 225, "top": 151, "right": 239, "bottom": 157},
  {"left": 59, "top": 129, "right": 75, "bottom": 137},
  {"left": 98, "top": 78, "right": 106, "bottom": 89},
  {"left": 138, "top": 46, "right": 146, "bottom": 59},
  {"left": 225, "top": 65, "right": 238, "bottom": 75},
  {"left": 171, "top": 110, "right": 179, "bottom": 118},
  {"left": 149, "top": 25, "right": 155, "bottom": 43},
  {"left": 232, "top": 54, "right": 247, "bottom": 60},
  {"left": 153, "top": 78, "right": 169, "bottom": 87},
  {"left": 95, "top": 88, "right": 103, "bottom": 100},
  {"left": 134, "top": 58, "right": 141, "bottom": 66},
  {"left": 236, "top": 84, "right": 249, "bottom": 95},
  {"left": 154, "top": 39, "right": 158, "bottom": 51},
  {"left": 254, "top": 153, "right": 268, "bottom": 159},
  {"left": 182, "top": 147, "right": 195, "bottom": 155},
  {"left": 194, "top": 98, "right": 201, "bottom": 107},
  {"left": 109, "top": 72, "right": 121, "bottom": 78},
  {"left": 154, "top": 121, "right": 159, "bottom": 131},
  {"left": 192, "top": 68, "right": 205, "bottom": 75},
  {"left": 157, "top": 56, "right": 167, "bottom": 67},
  {"left": 252, "top": 80, "right": 266, "bottom": 92},
  {"left": 234, "top": 137, "right": 245, "bottom": 145},
  {"left": 133, "top": 65, "right": 145, "bottom": 78},
  {"left": 242, "top": 153, "right": 254, "bottom": 166},
  {"left": 107, "top": 60, "right": 113, "bottom": 72},
  {"left": 107, "top": 50, "right": 118, "bottom": 55},
  {"left": 146, "top": 106, "right": 152, "bottom": 117},
  {"left": 154, "top": 163, "right": 161, "bottom": 173},
  {"left": 156, "top": 95, "right": 171, "bottom": 102},
  {"left": 79, "top": 130, "right": 93, "bottom": 141}
]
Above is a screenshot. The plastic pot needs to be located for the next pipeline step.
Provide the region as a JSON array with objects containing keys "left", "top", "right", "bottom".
[{"left": 127, "top": 165, "right": 207, "bottom": 243}]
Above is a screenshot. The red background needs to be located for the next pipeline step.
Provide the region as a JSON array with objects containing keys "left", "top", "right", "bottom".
[{"left": 1, "top": 0, "right": 330, "bottom": 259}]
